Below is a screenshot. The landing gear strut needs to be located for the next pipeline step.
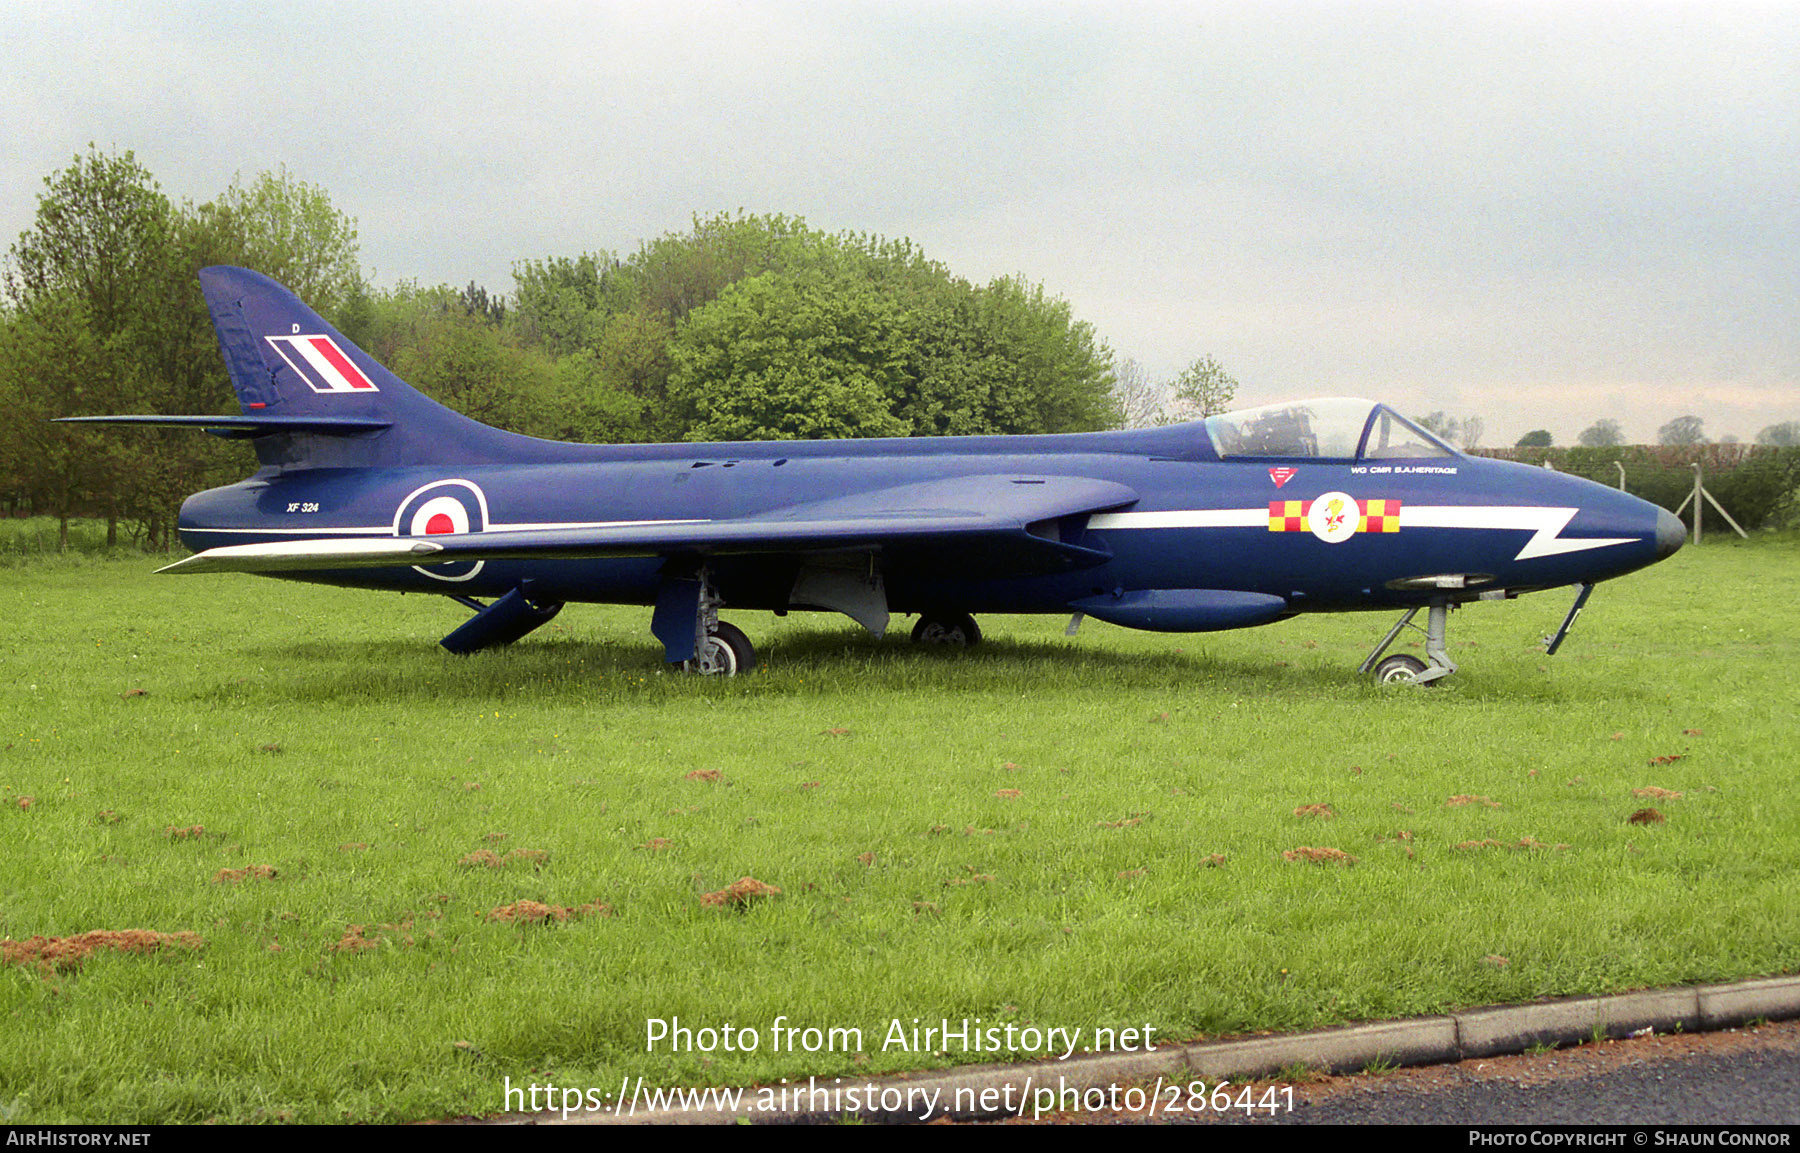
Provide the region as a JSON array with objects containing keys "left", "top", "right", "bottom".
[
  {"left": 1360, "top": 600, "right": 1458, "bottom": 685},
  {"left": 652, "top": 567, "right": 756, "bottom": 676}
]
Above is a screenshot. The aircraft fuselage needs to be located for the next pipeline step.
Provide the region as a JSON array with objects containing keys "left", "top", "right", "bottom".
[{"left": 177, "top": 426, "right": 1677, "bottom": 622}]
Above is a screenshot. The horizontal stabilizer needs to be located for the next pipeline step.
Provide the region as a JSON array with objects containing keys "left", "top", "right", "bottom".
[{"left": 58, "top": 415, "right": 391, "bottom": 440}]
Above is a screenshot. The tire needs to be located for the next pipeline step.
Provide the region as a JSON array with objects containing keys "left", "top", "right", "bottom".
[
  {"left": 712, "top": 621, "right": 756, "bottom": 673},
  {"left": 682, "top": 621, "right": 756, "bottom": 676},
  {"left": 910, "top": 611, "right": 981, "bottom": 647},
  {"left": 1373, "top": 653, "right": 1429, "bottom": 684}
]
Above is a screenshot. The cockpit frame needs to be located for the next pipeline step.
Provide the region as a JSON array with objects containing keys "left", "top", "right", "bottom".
[{"left": 1203, "top": 398, "right": 1458, "bottom": 462}]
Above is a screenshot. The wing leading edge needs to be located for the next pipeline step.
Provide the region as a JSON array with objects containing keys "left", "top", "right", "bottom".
[{"left": 160, "top": 474, "right": 1139, "bottom": 577}]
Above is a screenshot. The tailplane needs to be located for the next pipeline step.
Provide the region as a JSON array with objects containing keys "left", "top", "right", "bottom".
[{"left": 65, "top": 267, "right": 535, "bottom": 470}]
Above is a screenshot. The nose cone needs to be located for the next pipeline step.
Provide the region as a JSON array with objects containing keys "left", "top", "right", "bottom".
[{"left": 1656, "top": 507, "right": 1686, "bottom": 559}]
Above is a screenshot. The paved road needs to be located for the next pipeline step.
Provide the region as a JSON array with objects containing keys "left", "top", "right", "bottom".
[
  {"left": 1161, "top": 1018, "right": 1800, "bottom": 1126},
  {"left": 557, "top": 989, "right": 1800, "bottom": 1126}
]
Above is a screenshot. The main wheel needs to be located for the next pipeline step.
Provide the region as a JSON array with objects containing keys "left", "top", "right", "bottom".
[
  {"left": 712, "top": 621, "right": 756, "bottom": 672},
  {"left": 682, "top": 621, "right": 756, "bottom": 676},
  {"left": 911, "top": 611, "right": 981, "bottom": 647},
  {"left": 1373, "top": 653, "right": 1429, "bottom": 684}
]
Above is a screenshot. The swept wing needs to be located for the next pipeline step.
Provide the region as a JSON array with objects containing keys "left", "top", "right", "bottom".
[{"left": 159, "top": 474, "right": 1136, "bottom": 577}]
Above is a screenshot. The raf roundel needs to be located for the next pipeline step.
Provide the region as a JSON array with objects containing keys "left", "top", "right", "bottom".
[
  {"left": 394, "top": 480, "right": 488, "bottom": 581},
  {"left": 411, "top": 496, "right": 471, "bottom": 537}
]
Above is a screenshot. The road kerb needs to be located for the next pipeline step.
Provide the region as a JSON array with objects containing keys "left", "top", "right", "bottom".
[{"left": 538, "top": 976, "right": 1800, "bottom": 1124}]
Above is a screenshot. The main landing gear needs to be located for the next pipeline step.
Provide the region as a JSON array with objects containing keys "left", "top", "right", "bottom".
[
  {"left": 683, "top": 620, "right": 756, "bottom": 676},
  {"left": 1360, "top": 601, "right": 1458, "bottom": 686},
  {"left": 653, "top": 568, "right": 757, "bottom": 676},
  {"left": 910, "top": 610, "right": 981, "bottom": 647}
]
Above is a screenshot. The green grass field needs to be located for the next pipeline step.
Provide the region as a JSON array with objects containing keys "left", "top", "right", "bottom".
[{"left": 3, "top": 535, "right": 1798, "bottom": 1123}]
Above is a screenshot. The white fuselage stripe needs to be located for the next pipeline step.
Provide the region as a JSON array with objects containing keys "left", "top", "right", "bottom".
[
  {"left": 1090, "top": 506, "right": 1636, "bottom": 562},
  {"left": 1088, "top": 510, "right": 1266, "bottom": 530},
  {"left": 197, "top": 519, "right": 710, "bottom": 536},
  {"left": 195, "top": 507, "right": 1636, "bottom": 566}
]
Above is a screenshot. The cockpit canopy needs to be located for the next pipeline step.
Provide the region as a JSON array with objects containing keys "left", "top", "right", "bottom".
[{"left": 1203, "top": 398, "right": 1457, "bottom": 461}]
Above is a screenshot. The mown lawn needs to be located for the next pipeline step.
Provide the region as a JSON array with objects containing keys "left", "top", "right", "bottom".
[{"left": 2, "top": 537, "right": 1796, "bottom": 1123}]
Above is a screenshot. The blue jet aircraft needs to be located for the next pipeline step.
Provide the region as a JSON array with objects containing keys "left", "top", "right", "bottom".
[{"left": 70, "top": 266, "right": 1685, "bottom": 683}]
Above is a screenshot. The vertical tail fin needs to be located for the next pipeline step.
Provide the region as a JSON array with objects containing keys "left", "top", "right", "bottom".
[{"left": 200, "top": 266, "right": 531, "bottom": 469}]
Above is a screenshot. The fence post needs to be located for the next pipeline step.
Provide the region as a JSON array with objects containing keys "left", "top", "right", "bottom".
[{"left": 1692, "top": 462, "right": 1703, "bottom": 546}]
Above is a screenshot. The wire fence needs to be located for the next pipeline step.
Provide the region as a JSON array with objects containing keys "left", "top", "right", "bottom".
[{"left": 1475, "top": 445, "right": 1800, "bottom": 535}]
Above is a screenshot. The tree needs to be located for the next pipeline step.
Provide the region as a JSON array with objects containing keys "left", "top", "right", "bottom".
[
  {"left": 1167, "top": 355, "right": 1238, "bottom": 420},
  {"left": 1, "top": 151, "right": 369, "bottom": 547},
  {"left": 2, "top": 147, "right": 181, "bottom": 546},
  {"left": 5, "top": 147, "right": 173, "bottom": 329},
  {"left": 667, "top": 272, "right": 912, "bottom": 441},
  {"left": 1460, "top": 415, "right": 1485, "bottom": 450},
  {"left": 549, "top": 349, "right": 650, "bottom": 444},
  {"left": 586, "top": 307, "right": 674, "bottom": 417},
  {"left": 1415, "top": 411, "right": 1461, "bottom": 445},
  {"left": 0, "top": 289, "right": 140, "bottom": 548},
  {"left": 366, "top": 282, "right": 557, "bottom": 437},
  {"left": 511, "top": 252, "right": 630, "bottom": 357},
  {"left": 459, "top": 281, "right": 506, "bottom": 327},
  {"left": 188, "top": 167, "right": 363, "bottom": 319},
  {"left": 903, "top": 274, "right": 1116, "bottom": 436},
  {"left": 1657, "top": 415, "right": 1706, "bottom": 446},
  {"left": 1577, "top": 419, "right": 1624, "bottom": 447},
  {"left": 577, "top": 213, "right": 1117, "bottom": 441},
  {"left": 1755, "top": 421, "right": 1800, "bottom": 447},
  {"left": 1110, "top": 357, "right": 1166, "bottom": 429},
  {"left": 631, "top": 211, "right": 815, "bottom": 324},
  {"left": 1516, "top": 429, "right": 1553, "bottom": 447}
]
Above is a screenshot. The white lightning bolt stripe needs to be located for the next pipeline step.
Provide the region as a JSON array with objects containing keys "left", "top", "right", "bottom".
[
  {"left": 1089, "top": 505, "right": 1637, "bottom": 562},
  {"left": 1401, "top": 506, "right": 1636, "bottom": 560}
]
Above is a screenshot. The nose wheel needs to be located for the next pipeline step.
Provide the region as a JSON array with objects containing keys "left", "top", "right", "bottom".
[
  {"left": 1360, "top": 602, "right": 1457, "bottom": 685},
  {"left": 1372, "top": 653, "right": 1430, "bottom": 684}
]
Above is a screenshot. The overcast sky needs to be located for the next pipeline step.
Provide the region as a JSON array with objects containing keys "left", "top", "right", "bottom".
[{"left": 4, "top": 1, "right": 1796, "bottom": 445}]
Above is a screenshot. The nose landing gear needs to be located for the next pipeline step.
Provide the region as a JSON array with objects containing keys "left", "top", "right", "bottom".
[{"left": 1361, "top": 601, "right": 1458, "bottom": 685}]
